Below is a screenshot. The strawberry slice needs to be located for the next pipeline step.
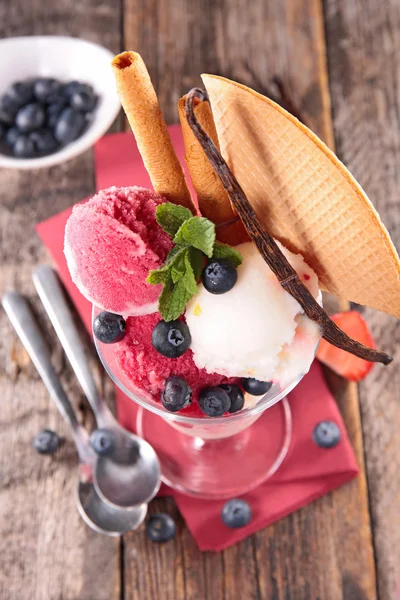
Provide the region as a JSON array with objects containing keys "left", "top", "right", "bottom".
[{"left": 317, "top": 311, "right": 376, "bottom": 381}]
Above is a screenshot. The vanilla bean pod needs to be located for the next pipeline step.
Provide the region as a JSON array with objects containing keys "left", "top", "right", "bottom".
[{"left": 185, "top": 87, "right": 392, "bottom": 365}]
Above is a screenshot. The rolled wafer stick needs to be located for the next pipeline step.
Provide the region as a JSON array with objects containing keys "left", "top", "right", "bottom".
[
  {"left": 178, "top": 95, "right": 249, "bottom": 245},
  {"left": 112, "top": 52, "right": 196, "bottom": 212}
]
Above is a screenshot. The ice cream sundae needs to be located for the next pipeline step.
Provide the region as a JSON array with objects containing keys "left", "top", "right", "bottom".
[{"left": 64, "top": 51, "right": 400, "bottom": 420}]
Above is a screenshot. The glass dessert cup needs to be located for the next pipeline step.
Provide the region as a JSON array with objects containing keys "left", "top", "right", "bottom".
[{"left": 93, "top": 306, "right": 313, "bottom": 500}]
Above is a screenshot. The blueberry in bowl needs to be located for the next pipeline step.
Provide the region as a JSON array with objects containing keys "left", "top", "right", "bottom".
[
  {"left": 0, "top": 34, "right": 121, "bottom": 169},
  {"left": 0, "top": 77, "right": 98, "bottom": 160}
]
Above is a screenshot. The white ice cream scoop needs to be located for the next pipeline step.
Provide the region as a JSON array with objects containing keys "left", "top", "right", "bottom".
[{"left": 186, "top": 242, "right": 321, "bottom": 386}]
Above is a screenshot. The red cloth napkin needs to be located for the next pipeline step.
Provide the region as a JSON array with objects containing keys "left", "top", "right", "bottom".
[{"left": 36, "top": 130, "right": 359, "bottom": 551}]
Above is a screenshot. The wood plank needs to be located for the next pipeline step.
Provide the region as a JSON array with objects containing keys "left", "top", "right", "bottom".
[
  {"left": 123, "top": 1, "right": 377, "bottom": 599},
  {"left": 123, "top": 497, "right": 185, "bottom": 600},
  {"left": 325, "top": 2, "right": 400, "bottom": 598},
  {"left": 0, "top": 3, "right": 122, "bottom": 599}
]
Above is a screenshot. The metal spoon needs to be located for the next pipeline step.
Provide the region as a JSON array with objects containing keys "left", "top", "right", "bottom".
[
  {"left": 2, "top": 291, "right": 147, "bottom": 535},
  {"left": 32, "top": 266, "right": 161, "bottom": 509}
]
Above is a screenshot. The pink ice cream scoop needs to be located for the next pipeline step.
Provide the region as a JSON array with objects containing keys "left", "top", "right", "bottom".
[
  {"left": 64, "top": 186, "right": 173, "bottom": 315},
  {"left": 113, "top": 312, "right": 239, "bottom": 417}
]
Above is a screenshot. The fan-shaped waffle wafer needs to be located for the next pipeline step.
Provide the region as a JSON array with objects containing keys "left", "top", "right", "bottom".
[{"left": 202, "top": 74, "right": 400, "bottom": 318}]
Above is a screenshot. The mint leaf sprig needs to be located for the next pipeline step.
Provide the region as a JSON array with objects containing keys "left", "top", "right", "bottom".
[{"left": 147, "top": 203, "right": 243, "bottom": 321}]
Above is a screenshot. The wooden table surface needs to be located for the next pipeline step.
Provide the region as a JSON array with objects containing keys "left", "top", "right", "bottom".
[{"left": 1, "top": 1, "right": 399, "bottom": 599}]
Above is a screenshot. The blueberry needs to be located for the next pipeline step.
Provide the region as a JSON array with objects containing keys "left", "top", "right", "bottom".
[
  {"left": 62, "top": 81, "right": 93, "bottom": 99},
  {"left": 16, "top": 103, "right": 46, "bottom": 132},
  {"left": 221, "top": 499, "right": 252, "bottom": 528},
  {"left": 93, "top": 311, "right": 126, "bottom": 344},
  {"left": 33, "top": 78, "right": 61, "bottom": 103},
  {"left": 62, "top": 81, "right": 81, "bottom": 98},
  {"left": 30, "top": 129, "right": 59, "bottom": 154},
  {"left": 202, "top": 260, "right": 238, "bottom": 294},
  {"left": 5, "top": 80, "right": 34, "bottom": 108},
  {"left": 89, "top": 428, "right": 116, "bottom": 456},
  {"left": 54, "top": 107, "right": 86, "bottom": 144},
  {"left": 312, "top": 421, "right": 341, "bottom": 449},
  {"left": 46, "top": 97, "right": 67, "bottom": 128},
  {"left": 152, "top": 319, "right": 191, "bottom": 358},
  {"left": 4, "top": 127, "right": 19, "bottom": 148},
  {"left": 199, "top": 387, "right": 231, "bottom": 417},
  {"left": 220, "top": 384, "right": 245, "bottom": 413},
  {"left": 161, "top": 376, "right": 192, "bottom": 412},
  {"left": 47, "top": 92, "right": 67, "bottom": 105},
  {"left": 13, "top": 135, "right": 35, "bottom": 158},
  {"left": 33, "top": 429, "right": 60, "bottom": 454},
  {"left": 145, "top": 513, "right": 176, "bottom": 542},
  {"left": 0, "top": 105, "right": 17, "bottom": 126},
  {"left": 70, "top": 91, "right": 97, "bottom": 113},
  {"left": 242, "top": 378, "right": 272, "bottom": 396},
  {"left": 1, "top": 94, "right": 21, "bottom": 114}
]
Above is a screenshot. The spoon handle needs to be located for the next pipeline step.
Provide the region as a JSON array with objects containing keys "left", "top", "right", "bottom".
[
  {"left": 33, "top": 266, "right": 111, "bottom": 427},
  {"left": 2, "top": 291, "right": 91, "bottom": 463}
]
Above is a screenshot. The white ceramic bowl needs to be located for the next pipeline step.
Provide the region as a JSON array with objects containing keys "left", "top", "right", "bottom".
[{"left": 0, "top": 36, "right": 121, "bottom": 169}]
